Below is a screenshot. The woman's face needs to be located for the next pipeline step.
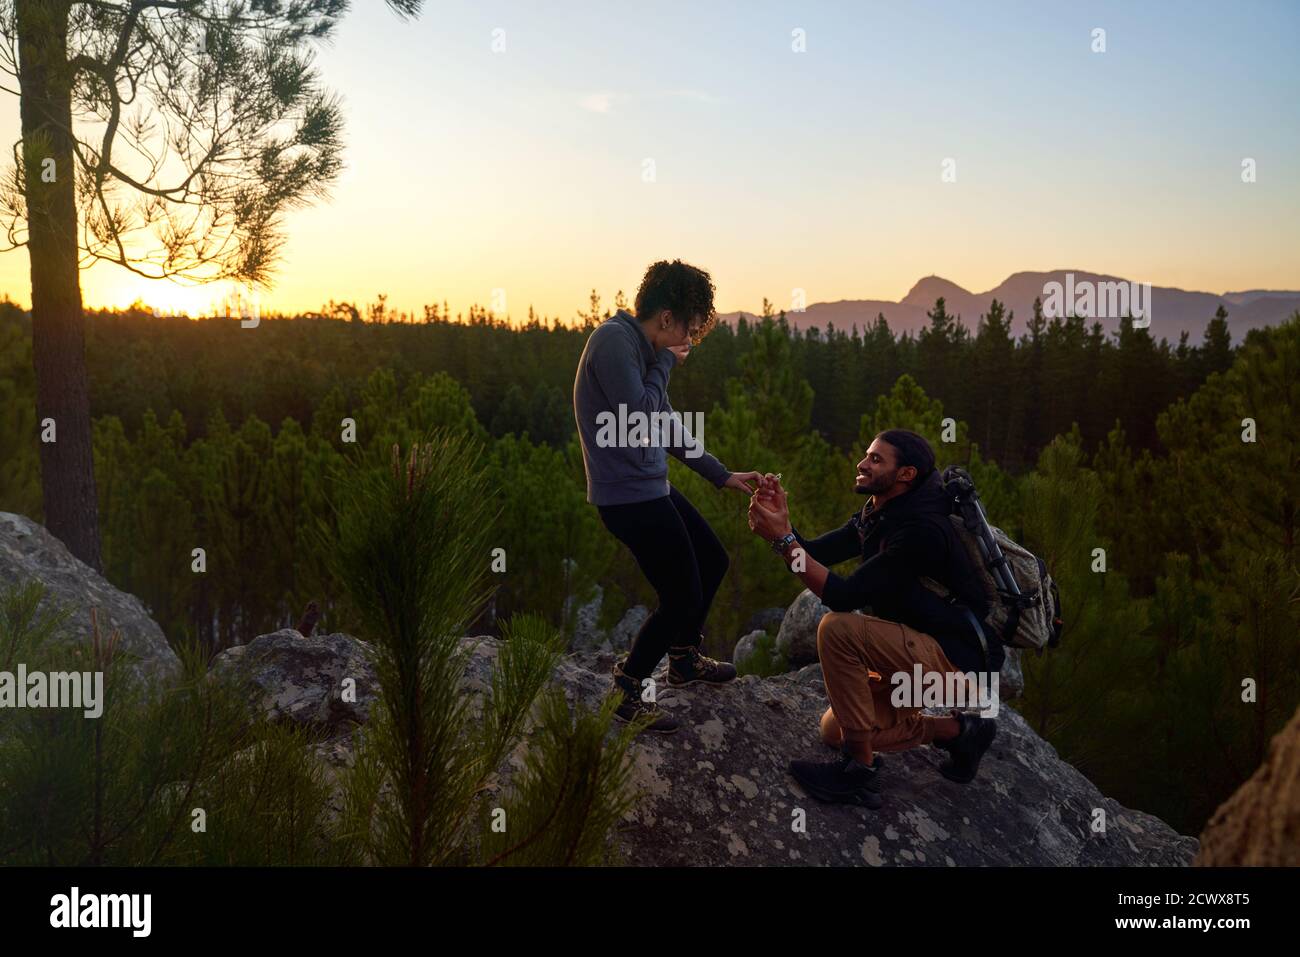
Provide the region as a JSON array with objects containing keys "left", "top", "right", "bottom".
[{"left": 666, "top": 313, "right": 705, "bottom": 348}]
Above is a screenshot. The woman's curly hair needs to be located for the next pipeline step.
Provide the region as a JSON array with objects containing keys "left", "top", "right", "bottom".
[{"left": 633, "top": 259, "right": 718, "bottom": 345}]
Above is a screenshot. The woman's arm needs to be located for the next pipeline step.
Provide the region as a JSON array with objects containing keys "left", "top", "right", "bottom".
[
  {"left": 661, "top": 394, "right": 731, "bottom": 488},
  {"left": 588, "top": 325, "right": 677, "bottom": 418}
]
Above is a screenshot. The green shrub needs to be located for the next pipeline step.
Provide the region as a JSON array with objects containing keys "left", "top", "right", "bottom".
[
  {"left": 324, "top": 435, "right": 644, "bottom": 866},
  {"left": 0, "top": 579, "right": 337, "bottom": 865}
]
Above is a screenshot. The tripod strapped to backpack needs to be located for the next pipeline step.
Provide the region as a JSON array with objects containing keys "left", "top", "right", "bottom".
[{"left": 934, "top": 466, "right": 1064, "bottom": 655}]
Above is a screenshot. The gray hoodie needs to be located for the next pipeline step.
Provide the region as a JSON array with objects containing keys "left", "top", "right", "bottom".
[{"left": 573, "top": 310, "right": 731, "bottom": 506}]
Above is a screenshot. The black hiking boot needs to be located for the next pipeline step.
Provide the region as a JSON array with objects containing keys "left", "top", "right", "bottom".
[
  {"left": 666, "top": 644, "right": 737, "bottom": 687},
  {"left": 935, "top": 710, "right": 997, "bottom": 783},
  {"left": 611, "top": 660, "right": 679, "bottom": 735},
  {"left": 788, "top": 746, "right": 884, "bottom": 809}
]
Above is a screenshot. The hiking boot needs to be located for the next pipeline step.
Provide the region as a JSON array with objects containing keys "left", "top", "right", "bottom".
[
  {"left": 611, "top": 660, "right": 679, "bottom": 735},
  {"left": 935, "top": 710, "right": 997, "bottom": 783},
  {"left": 667, "top": 644, "right": 737, "bottom": 687},
  {"left": 788, "top": 746, "right": 883, "bottom": 809}
]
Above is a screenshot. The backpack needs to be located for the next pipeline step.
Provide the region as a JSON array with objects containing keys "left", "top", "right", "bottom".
[{"left": 922, "top": 466, "right": 1064, "bottom": 653}]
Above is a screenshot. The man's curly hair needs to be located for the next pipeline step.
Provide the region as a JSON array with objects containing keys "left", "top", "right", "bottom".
[{"left": 633, "top": 259, "right": 718, "bottom": 345}]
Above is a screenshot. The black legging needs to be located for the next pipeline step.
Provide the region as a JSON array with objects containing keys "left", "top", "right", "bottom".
[{"left": 597, "top": 486, "right": 730, "bottom": 679}]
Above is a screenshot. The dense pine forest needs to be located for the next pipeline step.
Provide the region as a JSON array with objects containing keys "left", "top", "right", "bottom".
[{"left": 0, "top": 292, "right": 1295, "bottom": 838}]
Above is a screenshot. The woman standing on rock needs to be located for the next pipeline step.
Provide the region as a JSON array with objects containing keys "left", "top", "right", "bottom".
[{"left": 572, "top": 260, "right": 760, "bottom": 734}]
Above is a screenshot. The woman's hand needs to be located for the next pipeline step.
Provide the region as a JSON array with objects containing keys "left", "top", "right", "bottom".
[{"left": 725, "top": 471, "right": 761, "bottom": 494}]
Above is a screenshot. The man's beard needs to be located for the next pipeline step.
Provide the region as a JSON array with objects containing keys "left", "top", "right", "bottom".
[{"left": 854, "top": 469, "right": 896, "bottom": 496}]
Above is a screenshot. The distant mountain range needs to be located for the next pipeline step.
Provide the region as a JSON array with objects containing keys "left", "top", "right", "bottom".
[{"left": 719, "top": 271, "right": 1300, "bottom": 343}]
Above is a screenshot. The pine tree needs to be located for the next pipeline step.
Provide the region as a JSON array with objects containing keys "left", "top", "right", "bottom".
[
  {"left": 1008, "top": 297, "right": 1048, "bottom": 470},
  {"left": 971, "top": 299, "right": 1014, "bottom": 462},
  {"left": 490, "top": 383, "right": 531, "bottom": 438},
  {"left": 917, "top": 297, "right": 964, "bottom": 411},
  {"left": 487, "top": 433, "right": 614, "bottom": 628},
  {"left": 1200, "top": 305, "right": 1234, "bottom": 379},
  {"left": 1016, "top": 429, "right": 1150, "bottom": 783},
  {"left": 1, "top": 0, "right": 427, "bottom": 571},
  {"left": 734, "top": 317, "right": 814, "bottom": 458},
  {"left": 0, "top": 306, "right": 40, "bottom": 518},
  {"left": 325, "top": 436, "right": 640, "bottom": 865}
]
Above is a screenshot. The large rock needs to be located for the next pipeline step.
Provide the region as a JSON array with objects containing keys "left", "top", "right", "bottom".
[
  {"left": 1000, "top": 647, "right": 1024, "bottom": 699},
  {"left": 775, "top": 589, "right": 832, "bottom": 667},
  {"left": 298, "top": 630, "right": 1197, "bottom": 866},
  {"left": 561, "top": 591, "right": 648, "bottom": 656},
  {"left": 609, "top": 605, "right": 649, "bottom": 653},
  {"left": 1195, "top": 703, "right": 1300, "bottom": 865},
  {"left": 564, "top": 583, "right": 605, "bottom": 653},
  {"left": 732, "top": 629, "right": 769, "bottom": 673},
  {"left": 0, "top": 511, "right": 181, "bottom": 685},
  {"left": 210, "top": 628, "right": 379, "bottom": 736},
  {"left": 596, "top": 657, "right": 1195, "bottom": 866},
  {"left": 5, "top": 514, "right": 1189, "bottom": 865}
]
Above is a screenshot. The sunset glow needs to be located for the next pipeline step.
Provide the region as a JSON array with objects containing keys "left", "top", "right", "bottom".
[{"left": 1, "top": 0, "right": 1296, "bottom": 321}]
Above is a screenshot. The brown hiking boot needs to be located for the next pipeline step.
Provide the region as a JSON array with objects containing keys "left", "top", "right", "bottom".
[
  {"left": 611, "top": 660, "right": 679, "bottom": 734},
  {"left": 666, "top": 644, "right": 737, "bottom": 687}
]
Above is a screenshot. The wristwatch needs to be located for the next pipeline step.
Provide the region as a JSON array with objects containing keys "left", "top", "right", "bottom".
[{"left": 771, "top": 531, "right": 798, "bottom": 555}]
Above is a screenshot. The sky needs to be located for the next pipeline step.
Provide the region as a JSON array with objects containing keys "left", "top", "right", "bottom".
[{"left": 0, "top": 0, "right": 1296, "bottom": 321}]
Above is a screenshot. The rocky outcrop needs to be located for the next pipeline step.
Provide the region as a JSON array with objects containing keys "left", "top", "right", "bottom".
[
  {"left": 1000, "top": 646, "right": 1025, "bottom": 699},
  {"left": 1195, "top": 704, "right": 1300, "bottom": 866},
  {"left": 583, "top": 651, "right": 1193, "bottom": 866},
  {"left": 0, "top": 511, "right": 180, "bottom": 685},
  {"left": 2, "top": 515, "right": 1197, "bottom": 866},
  {"left": 223, "top": 627, "right": 1197, "bottom": 866},
  {"left": 608, "top": 605, "right": 649, "bottom": 653},
  {"left": 564, "top": 583, "right": 605, "bottom": 653},
  {"left": 563, "top": 580, "right": 649, "bottom": 656},
  {"left": 210, "top": 628, "right": 379, "bottom": 735},
  {"left": 775, "top": 589, "right": 832, "bottom": 667}
]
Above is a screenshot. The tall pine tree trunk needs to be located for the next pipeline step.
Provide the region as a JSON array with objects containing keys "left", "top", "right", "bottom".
[{"left": 16, "top": 0, "right": 102, "bottom": 571}]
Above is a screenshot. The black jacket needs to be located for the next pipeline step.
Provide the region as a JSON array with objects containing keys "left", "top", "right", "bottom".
[{"left": 793, "top": 469, "right": 1002, "bottom": 674}]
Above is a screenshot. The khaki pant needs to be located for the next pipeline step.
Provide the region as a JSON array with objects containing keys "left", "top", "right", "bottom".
[{"left": 817, "top": 611, "right": 962, "bottom": 753}]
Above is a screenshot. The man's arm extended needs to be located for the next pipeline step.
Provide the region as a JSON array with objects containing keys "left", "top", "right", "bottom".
[
  {"left": 782, "top": 530, "right": 936, "bottom": 610},
  {"left": 775, "top": 541, "right": 832, "bottom": 598},
  {"left": 791, "top": 521, "right": 860, "bottom": 567},
  {"left": 750, "top": 482, "right": 937, "bottom": 610},
  {"left": 752, "top": 474, "right": 860, "bottom": 566}
]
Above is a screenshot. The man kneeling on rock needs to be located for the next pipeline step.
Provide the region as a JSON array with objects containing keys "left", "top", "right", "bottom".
[{"left": 747, "top": 429, "right": 1001, "bottom": 810}]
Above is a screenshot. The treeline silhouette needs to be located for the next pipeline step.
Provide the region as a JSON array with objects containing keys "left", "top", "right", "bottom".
[
  {"left": 0, "top": 295, "right": 1294, "bottom": 839},
  {"left": 4, "top": 292, "right": 1235, "bottom": 476}
]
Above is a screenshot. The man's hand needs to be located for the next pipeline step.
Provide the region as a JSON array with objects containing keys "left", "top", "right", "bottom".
[
  {"left": 749, "top": 473, "right": 830, "bottom": 596},
  {"left": 725, "top": 471, "right": 761, "bottom": 494},
  {"left": 748, "top": 500, "right": 793, "bottom": 541},
  {"left": 753, "top": 472, "right": 788, "bottom": 512},
  {"left": 667, "top": 343, "right": 691, "bottom": 365},
  {"left": 748, "top": 475, "right": 792, "bottom": 541}
]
